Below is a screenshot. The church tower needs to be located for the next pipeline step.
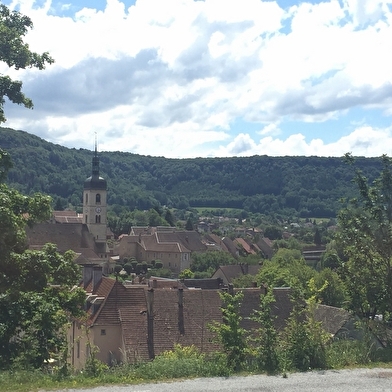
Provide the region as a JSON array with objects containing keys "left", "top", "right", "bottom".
[{"left": 83, "top": 138, "right": 107, "bottom": 243}]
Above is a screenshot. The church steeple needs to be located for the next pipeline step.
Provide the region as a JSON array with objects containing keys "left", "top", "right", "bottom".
[
  {"left": 83, "top": 136, "right": 107, "bottom": 244},
  {"left": 84, "top": 136, "right": 107, "bottom": 190},
  {"left": 92, "top": 135, "right": 100, "bottom": 178}
]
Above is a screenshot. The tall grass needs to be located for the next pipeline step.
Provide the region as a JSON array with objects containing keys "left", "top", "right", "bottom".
[{"left": 2, "top": 341, "right": 392, "bottom": 392}]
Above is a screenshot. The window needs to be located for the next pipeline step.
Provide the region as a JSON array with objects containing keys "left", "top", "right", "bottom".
[
  {"left": 95, "top": 215, "right": 101, "bottom": 223},
  {"left": 85, "top": 193, "right": 88, "bottom": 204},
  {"left": 77, "top": 341, "right": 80, "bottom": 358},
  {"left": 96, "top": 193, "right": 101, "bottom": 204},
  {"left": 101, "top": 329, "right": 106, "bottom": 336},
  {"left": 85, "top": 215, "right": 88, "bottom": 223}
]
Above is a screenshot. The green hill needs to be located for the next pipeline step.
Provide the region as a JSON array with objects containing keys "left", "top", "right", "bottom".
[{"left": 0, "top": 127, "right": 383, "bottom": 218}]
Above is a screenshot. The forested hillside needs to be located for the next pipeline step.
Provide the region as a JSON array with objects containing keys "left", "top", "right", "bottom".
[{"left": 0, "top": 127, "right": 383, "bottom": 218}]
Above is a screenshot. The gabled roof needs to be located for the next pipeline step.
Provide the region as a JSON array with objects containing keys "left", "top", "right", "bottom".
[
  {"left": 234, "top": 238, "right": 257, "bottom": 255},
  {"left": 203, "top": 233, "right": 230, "bottom": 252},
  {"left": 85, "top": 277, "right": 117, "bottom": 326},
  {"left": 26, "top": 223, "right": 94, "bottom": 254},
  {"left": 213, "top": 264, "right": 261, "bottom": 283},
  {"left": 152, "top": 289, "right": 222, "bottom": 356},
  {"left": 221, "top": 237, "right": 238, "bottom": 258},
  {"left": 53, "top": 210, "right": 83, "bottom": 224},
  {"left": 156, "top": 231, "right": 207, "bottom": 252},
  {"left": 313, "top": 304, "right": 353, "bottom": 336},
  {"left": 235, "top": 287, "right": 293, "bottom": 331}
]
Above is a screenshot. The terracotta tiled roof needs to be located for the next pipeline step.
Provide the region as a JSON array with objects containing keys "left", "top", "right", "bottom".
[
  {"left": 118, "top": 287, "right": 150, "bottom": 363},
  {"left": 26, "top": 223, "right": 93, "bottom": 254},
  {"left": 152, "top": 289, "right": 222, "bottom": 356},
  {"left": 52, "top": 210, "right": 83, "bottom": 223},
  {"left": 313, "top": 304, "right": 352, "bottom": 336},
  {"left": 183, "top": 278, "right": 222, "bottom": 290},
  {"left": 221, "top": 237, "right": 238, "bottom": 258},
  {"left": 214, "top": 264, "right": 261, "bottom": 283},
  {"left": 157, "top": 231, "right": 207, "bottom": 252},
  {"left": 85, "top": 277, "right": 117, "bottom": 326},
  {"left": 234, "top": 238, "right": 257, "bottom": 255}
]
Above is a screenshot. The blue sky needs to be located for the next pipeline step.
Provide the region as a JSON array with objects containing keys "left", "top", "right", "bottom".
[{"left": 1, "top": 0, "right": 392, "bottom": 158}]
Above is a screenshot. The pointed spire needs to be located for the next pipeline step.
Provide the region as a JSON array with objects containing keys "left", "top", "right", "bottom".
[{"left": 92, "top": 132, "right": 99, "bottom": 177}]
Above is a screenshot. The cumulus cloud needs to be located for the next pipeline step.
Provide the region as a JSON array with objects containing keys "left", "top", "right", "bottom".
[{"left": 1, "top": 0, "right": 392, "bottom": 158}]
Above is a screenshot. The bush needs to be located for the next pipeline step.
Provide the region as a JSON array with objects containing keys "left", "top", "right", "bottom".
[{"left": 133, "top": 345, "right": 227, "bottom": 380}]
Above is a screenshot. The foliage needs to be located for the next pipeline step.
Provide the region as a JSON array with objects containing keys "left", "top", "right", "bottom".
[
  {"left": 178, "top": 268, "right": 194, "bottom": 279},
  {"left": 0, "top": 5, "right": 54, "bottom": 123},
  {"left": 1, "top": 128, "right": 386, "bottom": 219},
  {"left": 279, "top": 292, "right": 329, "bottom": 371},
  {"left": 312, "top": 268, "right": 348, "bottom": 307},
  {"left": 209, "top": 290, "right": 247, "bottom": 371},
  {"left": 191, "top": 251, "right": 236, "bottom": 274},
  {"left": 133, "top": 344, "right": 227, "bottom": 380},
  {"left": 336, "top": 154, "right": 392, "bottom": 319},
  {"left": 232, "top": 274, "right": 257, "bottom": 288},
  {"left": 248, "top": 290, "right": 279, "bottom": 373},
  {"left": 0, "top": 150, "right": 85, "bottom": 369},
  {"left": 256, "top": 249, "right": 316, "bottom": 297}
]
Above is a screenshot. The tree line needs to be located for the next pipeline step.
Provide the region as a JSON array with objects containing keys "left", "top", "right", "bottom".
[{"left": 0, "top": 127, "right": 385, "bottom": 219}]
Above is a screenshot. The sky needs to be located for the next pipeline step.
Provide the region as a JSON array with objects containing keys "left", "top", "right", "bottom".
[{"left": 1, "top": 0, "right": 392, "bottom": 158}]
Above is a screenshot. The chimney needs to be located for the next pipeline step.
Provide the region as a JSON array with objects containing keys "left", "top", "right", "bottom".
[
  {"left": 147, "top": 289, "right": 155, "bottom": 360},
  {"left": 260, "top": 283, "right": 268, "bottom": 295},
  {"left": 83, "top": 264, "right": 93, "bottom": 289},
  {"left": 178, "top": 288, "right": 185, "bottom": 335},
  {"left": 228, "top": 283, "right": 234, "bottom": 295},
  {"left": 92, "top": 265, "right": 102, "bottom": 292}
]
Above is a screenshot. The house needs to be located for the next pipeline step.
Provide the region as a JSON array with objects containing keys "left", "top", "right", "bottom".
[
  {"left": 256, "top": 237, "right": 274, "bottom": 259},
  {"left": 211, "top": 264, "right": 262, "bottom": 286},
  {"left": 71, "top": 266, "right": 375, "bottom": 370},
  {"left": 68, "top": 266, "right": 295, "bottom": 369},
  {"left": 233, "top": 237, "right": 260, "bottom": 256},
  {"left": 116, "top": 227, "right": 207, "bottom": 274}
]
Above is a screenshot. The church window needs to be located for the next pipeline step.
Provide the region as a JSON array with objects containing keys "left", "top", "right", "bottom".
[
  {"left": 95, "top": 215, "right": 101, "bottom": 223},
  {"left": 85, "top": 193, "right": 88, "bottom": 204},
  {"left": 85, "top": 215, "right": 88, "bottom": 223},
  {"left": 96, "top": 193, "right": 101, "bottom": 204}
]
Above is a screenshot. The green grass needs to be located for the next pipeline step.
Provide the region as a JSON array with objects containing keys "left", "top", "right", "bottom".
[{"left": 2, "top": 342, "right": 392, "bottom": 392}]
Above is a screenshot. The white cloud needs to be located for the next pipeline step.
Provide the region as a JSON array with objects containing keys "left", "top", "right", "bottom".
[
  {"left": 215, "top": 125, "right": 392, "bottom": 158},
  {"left": 2, "top": 0, "right": 392, "bottom": 158}
]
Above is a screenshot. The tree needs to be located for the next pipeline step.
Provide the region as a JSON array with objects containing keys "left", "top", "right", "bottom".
[
  {"left": 264, "top": 226, "right": 283, "bottom": 240},
  {"left": 210, "top": 290, "right": 247, "bottom": 371},
  {"left": 185, "top": 217, "right": 194, "bottom": 231},
  {"left": 314, "top": 228, "right": 322, "bottom": 246},
  {"left": 336, "top": 154, "right": 392, "bottom": 319},
  {"left": 178, "top": 268, "right": 194, "bottom": 279},
  {"left": 257, "top": 249, "right": 316, "bottom": 297},
  {"left": 248, "top": 290, "right": 279, "bottom": 373},
  {"left": 0, "top": 4, "right": 54, "bottom": 123},
  {"left": 0, "top": 152, "right": 85, "bottom": 369},
  {"left": 164, "top": 209, "right": 175, "bottom": 226}
]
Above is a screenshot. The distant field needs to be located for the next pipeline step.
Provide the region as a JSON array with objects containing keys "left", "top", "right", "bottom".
[{"left": 192, "top": 207, "right": 242, "bottom": 214}]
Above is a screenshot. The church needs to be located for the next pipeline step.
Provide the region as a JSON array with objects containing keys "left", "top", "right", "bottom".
[{"left": 26, "top": 142, "right": 112, "bottom": 271}]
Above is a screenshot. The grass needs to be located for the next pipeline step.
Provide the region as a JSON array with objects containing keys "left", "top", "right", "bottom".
[{"left": 2, "top": 342, "right": 392, "bottom": 392}]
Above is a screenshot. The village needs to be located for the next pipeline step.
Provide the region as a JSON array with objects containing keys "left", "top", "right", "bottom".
[{"left": 22, "top": 147, "right": 362, "bottom": 369}]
